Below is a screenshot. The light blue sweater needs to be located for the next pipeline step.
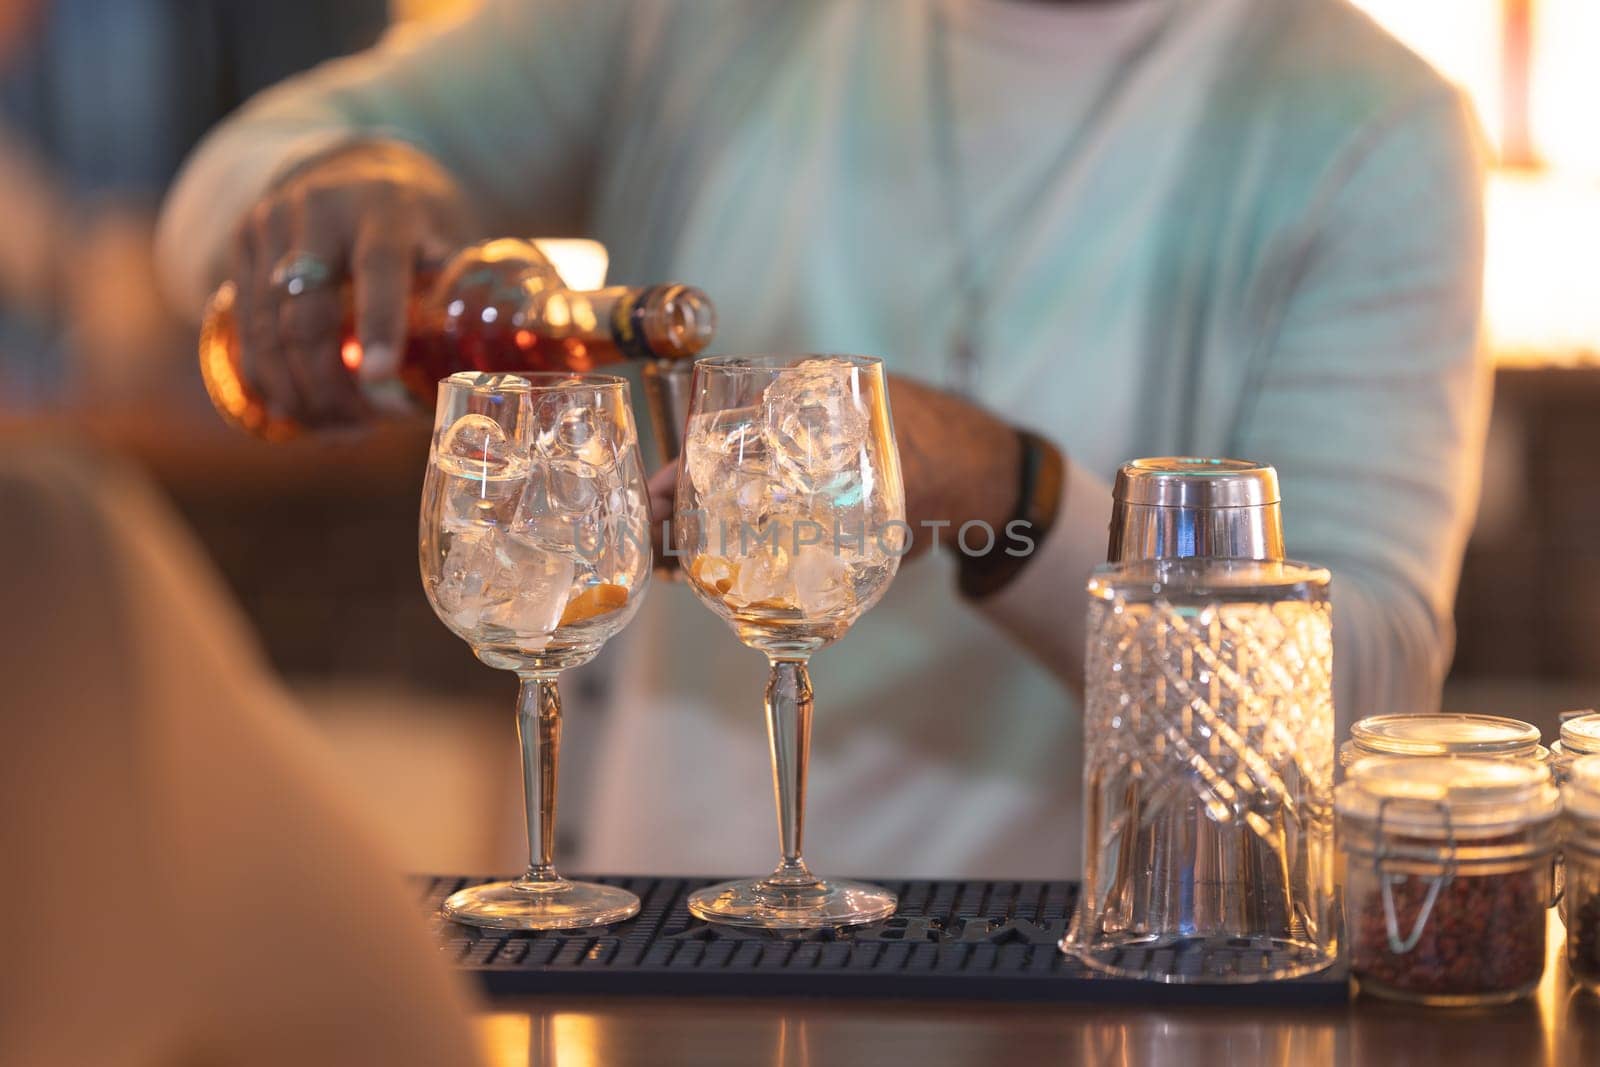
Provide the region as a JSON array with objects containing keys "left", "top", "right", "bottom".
[{"left": 159, "top": 0, "right": 1489, "bottom": 876}]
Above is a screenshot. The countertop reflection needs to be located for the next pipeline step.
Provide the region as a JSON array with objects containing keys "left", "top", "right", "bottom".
[{"left": 476, "top": 914, "right": 1591, "bottom": 1067}]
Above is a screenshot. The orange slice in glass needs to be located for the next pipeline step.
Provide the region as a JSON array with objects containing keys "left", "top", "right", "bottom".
[
  {"left": 559, "top": 583, "right": 629, "bottom": 626},
  {"left": 689, "top": 555, "right": 738, "bottom": 595}
]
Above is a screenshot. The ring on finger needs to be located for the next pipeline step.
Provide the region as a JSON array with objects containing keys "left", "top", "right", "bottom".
[{"left": 269, "top": 251, "right": 334, "bottom": 297}]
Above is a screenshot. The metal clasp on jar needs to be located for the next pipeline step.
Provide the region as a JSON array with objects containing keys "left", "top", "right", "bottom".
[{"left": 1373, "top": 796, "right": 1459, "bottom": 954}]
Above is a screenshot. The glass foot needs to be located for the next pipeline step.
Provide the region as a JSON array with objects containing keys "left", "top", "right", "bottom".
[
  {"left": 688, "top": 877, "right": 897, "bottom": 930},
  {"left": 443, "top": 878, "right": 640, "bottom": 930}
]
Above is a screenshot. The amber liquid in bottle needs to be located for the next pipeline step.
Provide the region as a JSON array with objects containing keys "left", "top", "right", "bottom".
[{"left": 199, "top": 238, "right": 715, "bottom": 439}]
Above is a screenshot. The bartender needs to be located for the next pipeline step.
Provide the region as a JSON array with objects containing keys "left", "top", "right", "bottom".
[{"left": 158, "top": 0, "right": 1489, "bottom": 877}]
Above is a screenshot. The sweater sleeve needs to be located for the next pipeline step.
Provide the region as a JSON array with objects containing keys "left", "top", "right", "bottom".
[
  {"left": 1234, "top": 86, "right": 1490, "bottom": 729},
  {"left": 156, "top": 0, "right": 629, "bottom": 317},
  {"left": 972, "top": 454, "right": 1113, "bottom": 690}
]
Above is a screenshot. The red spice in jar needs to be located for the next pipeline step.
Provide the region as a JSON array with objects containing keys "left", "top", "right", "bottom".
[
  {"left": 1351, "top": 866, "right": 1546, "bottom": 1000},
  {"left": 1572, "top": 892, "right": 1600, "bottom": 989}
]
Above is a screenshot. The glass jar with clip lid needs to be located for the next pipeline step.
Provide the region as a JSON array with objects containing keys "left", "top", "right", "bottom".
[{"left": 1337, "top": 755, "right": 1560, "bottom": 1006}]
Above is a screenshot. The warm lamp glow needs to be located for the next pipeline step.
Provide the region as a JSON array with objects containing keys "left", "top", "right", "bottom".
[
  {"left": 542, "top": 292, "right": 573, "bottom": 329},
  {"left": 533, "top": 239, "right": 610, "bottom": 291},
  {"left": 1353, "top": 1, "right": 1600, "bottom": 363},
  {"left": 471, "top": 1009, "right": 605, "bottom": 1067},
  {"left": 1349, "top": 0, "right": 1504, "bottom": 156},
  {"left": 340, "top": 338, "right": 364, "bottom": 371},
  {"left": 475, "top": 1012, "right": 532, "bottom": 1067},
  {"left": 1484, "top": 170, "right": 1600, "bottom": 365},
  {"left": 1529, "top": 0, "right": 1600, "bottom": 173},
  {"left": 389, "top": 0, "right": 476, "bottom": 21}
]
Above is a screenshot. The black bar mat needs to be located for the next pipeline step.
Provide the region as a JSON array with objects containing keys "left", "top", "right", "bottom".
[{"left": 425, "top": 875, "right": 1348, "bottom": 1004}]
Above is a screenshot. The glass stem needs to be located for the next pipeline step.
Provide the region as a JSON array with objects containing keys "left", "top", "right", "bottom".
[
  {"left": 765, "top": 657, "right": 819, "bottom": 888},
  {"left": 515, "top": 672, "right": 567, "bottom": 888}
]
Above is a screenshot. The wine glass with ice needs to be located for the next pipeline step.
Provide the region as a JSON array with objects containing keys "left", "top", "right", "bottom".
[
  {"left": 420, "top": 371, "right": 651, "bottom": 928},
  {"left": 674, "top": 354, "right": 906, "bottom": 928}
]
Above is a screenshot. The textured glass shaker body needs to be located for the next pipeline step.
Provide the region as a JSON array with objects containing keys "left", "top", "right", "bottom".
[{"left": 1062, "top": 558, "right": 1338, "bottom": 982}]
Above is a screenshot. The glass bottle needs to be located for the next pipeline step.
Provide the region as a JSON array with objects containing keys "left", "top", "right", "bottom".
[
  {"left": 1563, "top": 753, "right": 1600, "bottom": 995},
  {"left": 1338, "top": 755, "right": 1560, "bottom": 1006},
  {"left": 1339, "top": 713, "right": 1548, "bottom": 771},
  {"left": 199, "top": 237, "right": 715, "bottom": 440}
]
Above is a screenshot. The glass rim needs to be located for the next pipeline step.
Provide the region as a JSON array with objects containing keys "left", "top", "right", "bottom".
[
  {"left": 1350, "top": 713, "right": 1542, "bottom": 758},
  {"left": 1561, "top": 712, "right": 1600, "bottom": 754},
  {"left": 692, "top": 353, "right": 884, "bottom": 373},
  {"left": 437, "top": 370, "right": 630, "bottom": 395}
]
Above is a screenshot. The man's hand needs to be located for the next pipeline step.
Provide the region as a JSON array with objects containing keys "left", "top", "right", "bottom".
[
  {"left": 228, "top": 140, "right": 475, "bottom": 426},
  {"left": 647, "top": 373, "right": 1022, "bottom": 567}
]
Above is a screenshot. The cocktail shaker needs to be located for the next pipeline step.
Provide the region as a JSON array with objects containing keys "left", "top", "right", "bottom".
[
  {"left": 1107, "top": 457, "right": 1283, "bottom": 563},
  {"left": 1064, "top": 457, "right": 1338, "bottom": 983}
]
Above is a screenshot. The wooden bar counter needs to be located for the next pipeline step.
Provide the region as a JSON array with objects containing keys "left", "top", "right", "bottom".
[{"left": 473, "top": 915, "right": 1597, "bottom": 1067}]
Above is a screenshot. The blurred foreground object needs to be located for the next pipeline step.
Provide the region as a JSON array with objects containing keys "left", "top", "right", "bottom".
[
  {"left": 0, "top": 0, "right": 389, "bottom": 409},
  {"left": 0, "top": 446, "right": 482, "bottom": 1066}
]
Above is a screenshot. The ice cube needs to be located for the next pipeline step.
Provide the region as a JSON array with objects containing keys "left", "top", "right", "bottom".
[
  {"left": 433, "top": 527, "right": 501, "bottom": 630},
  {"left": 549, "top": 461, "right": 602, "bottom": 512},
  {"left": 765, "top": 358, "right": 868, "bottom": 489},
  {"left": 685, "top": 408, "right": 772, "bottom": 498},
  {"left": 515, "top": 463, "right": 609, "bottom": 571},
  {"left": 476, "top": 531, "right": 576, "bottom": 639},
  {"left": 727, "top": 540, "right": 794, "bottom": 608},
  {"left": 546, "top": 404, "right": 618, "bottom": 470},
  {"left": 436, "top": 413, "right": 530, "bottom": 531},
  {"left": 792, "top": 543, "right": 853, "bottom": 615},
  {"left": 441, "top": 469, "right": 526, "bottom": 532},
  {"left": 533, "top": 393, "right": 620, "bottom": 472},
  {"left": 433, "top": 524, "right": 579, "bottom": 644},
  {"left": 597, "top": 470, "right": 651, "bottom": 584},
  {"left": 437, "top": 413, "right": 526, "bottom": 480}
]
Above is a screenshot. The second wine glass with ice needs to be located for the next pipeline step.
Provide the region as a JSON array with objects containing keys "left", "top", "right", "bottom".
[{"left": 675, "top": 354, "right": 906, "bottom": 928}]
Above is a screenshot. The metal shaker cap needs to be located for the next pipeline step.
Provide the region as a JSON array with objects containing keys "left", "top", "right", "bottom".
[
  {"left": 1112, "top": 457, "right": 1280, "bottom": 509},
  {"left": 1107, "top": 457, "right": 1285, "bottom": 563}
]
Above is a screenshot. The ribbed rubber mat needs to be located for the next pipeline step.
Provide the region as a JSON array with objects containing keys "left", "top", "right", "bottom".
[{"left": 425, "top": 875, "right": 1346, "bottom": 1003}]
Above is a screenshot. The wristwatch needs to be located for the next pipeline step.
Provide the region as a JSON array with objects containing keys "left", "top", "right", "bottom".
[{"left": 956, "top": 429, "right": 1066, "bottom": 600}]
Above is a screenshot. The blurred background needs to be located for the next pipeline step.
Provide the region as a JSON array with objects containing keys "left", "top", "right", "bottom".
[{"left": 0, "top": 0, "right": 1596, "bottom": 874}]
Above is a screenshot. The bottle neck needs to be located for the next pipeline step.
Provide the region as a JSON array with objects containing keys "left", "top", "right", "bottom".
[{"left": 525, "top": 284, "right": 715, "bottom": 362}]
